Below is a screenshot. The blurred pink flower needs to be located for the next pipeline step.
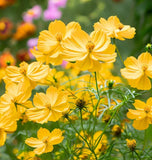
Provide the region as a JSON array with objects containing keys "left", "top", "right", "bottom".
[
  {"left": 27, "top": 38, "right": 38, "bottom": 59},
  {"left": 23, "top": 5, "right": 42, "bottom": 22},
  {"left": 27, "top": 38, "right": 38, "bottom": 48},
  {"left": 48, "top": 0, "right": 67, "bottom": 8},
  {"left": 61, "top": 60, "right": 68, "bottom": 68},
  {"left": 43, "top": 5, "right": 62, "bottom": 21}
]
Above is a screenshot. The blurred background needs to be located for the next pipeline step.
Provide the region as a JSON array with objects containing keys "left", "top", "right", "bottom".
[{"left": 1, "top": 0, "right": 152, "bottom": 58}]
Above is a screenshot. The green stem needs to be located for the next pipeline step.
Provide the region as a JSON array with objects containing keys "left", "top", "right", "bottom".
[
  {"left": 143, "top": 129, "right": 147, "bottom": 150},
  {"left": 113, "top": 38, "right": 124, "bottom": 64},
  {"left": 80, "top": 110, "right": 85, "bottom": 135},
  {"left": 134, "top": 150, "right": 141, "bottom": 160},
  {"left": 94, "top": 101, "right": 124, "bottom": 150},
  {"left": 132, "top": 151, "right": 135, "bottom": 160},
  {"left": 94, "top": 72, "right": 100, "bottom": 98},
  {"left": 67, "top": 118, "right": 98, "bottom": 160}
]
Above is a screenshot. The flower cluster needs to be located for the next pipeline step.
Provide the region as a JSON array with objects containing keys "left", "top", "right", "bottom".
[{"left": 1, "top": 13, "right": 152, "bottom": 160}]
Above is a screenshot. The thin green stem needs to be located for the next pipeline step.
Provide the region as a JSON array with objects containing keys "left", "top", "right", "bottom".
[
  {"left": 132, "top": 151, "right": 135, "bottom": 160},
  {"left": 67, "top": 118, "right": 98, "bottom": 160},
  {"left": 143, "top": 129, "right": 147, "bottom": 150},
  {"left": 80, "top": 109, "right": 85, "bottom": 134},
  {"left": 94, "top": 101, "right": 124, "bottom": 150},
  {"left": 113, "top": 38, "right": 124, "bottom": 64},
  {"left": 134, "top": 150, "right": 141, "bottom": 160},
  {"left": 94, "top": 72, "right": 100, "bottom": 98}
]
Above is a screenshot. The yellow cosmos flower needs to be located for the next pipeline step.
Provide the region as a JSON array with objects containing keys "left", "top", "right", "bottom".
[
  {"left": 127, "top": 98, "right": 152, "bottom": 130},
  {"left": 32, "top": 20, "right": 81, "bottom": 65},
  {"left": 26, "top": 86, "right": 69, "bottom": 124},
  {"left": 5, "top": 61, "right": 49, "bottom": 89},
  {"left": 0, "top": 113, "right": 17, "bottom": 146},
  {"left": 25, "top": 128, "right": 64, "bottom": 155},
  {"left": 0, "top": 82, "right": 33, "bottom": 119},
  {"left": 121, "top": 52, "right": 152, "bottom": 90},
  {"left": 94, "top": 16, "right": 136, "bottom": 40},
  {"left": 62, "top": 29, "right": 116, "bottom": 72}
]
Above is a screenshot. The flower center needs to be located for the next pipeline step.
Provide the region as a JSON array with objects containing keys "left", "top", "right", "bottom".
[
  {"left": 56, "top": 32, "right": 62, "bottom": 42},
  {"left": 19, "top": 62, "right": 28, "bottom": 75},
  {"left": 118, "top": 24, "right": 124, "bottom": 30},
  {"left": 46, "top": 104, "right": 51, "bottom": 110},
  {"left": 76, "top": 99, "right": 86, "bottom": 110},
  {"left": 142, "top": 64, "right": 148, "bottom": 72},
  {"left": 144, "top": 105, "right": 151, "bottom": 113},
  {"left": 0, "top": 22, "right": 6, "bottom": 31},
  {"left": 86, "top": 41, "right": 95, "bottom": 53},
  {"left": 27, "top": 10, "right": 35, "bottom": 16}
]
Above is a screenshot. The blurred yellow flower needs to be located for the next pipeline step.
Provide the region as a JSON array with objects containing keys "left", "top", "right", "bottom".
[
  {"left": 127, "top": 98, "right": 152, "bottom": 130},
  {"left": 94, "top": 16, "right": 136, "bottom": 40},
  {"left": 63, "top": 29, "right": 116, "bottom": 71},
  {"left": 126, "top": 139, "right": 136, "bottom": 151},
  {"left": 121, "top": 52, "right": 152, "bottom": 90},
  {"left": 0, "top": 113, "right": 17, "bottom": 146},
  {"left": 25, "top": 128, "right": 64, "bottom": 155},
  {"left": 17, "top": 151, "right": 41, "bottom": 160},
  {"left": 26, "top": 86, "right": 69, "bottom": 124}
]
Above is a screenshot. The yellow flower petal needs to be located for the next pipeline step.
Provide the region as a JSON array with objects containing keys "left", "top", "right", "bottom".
[
  {"left": 146, "top": 97, "right": 152, "bottom": 106},
  {"left": 48, "top": 20, "right": 66, "bottom": 38},
  {"left": 0, "top": 129, "right": 6, "bottom": 147},
  {"left": 46, "top": 86, "right": 58, "bottom": 107},
  {"left": 133, "top": 100, "right": 146, "bottom": 110},
  {"left": 25, "top": 137, "right": 44, "bottom": 148},
  {"left": 27, "top": 62, "right": 49, "bottom": 81},
  {"left": 128, "top": 74, "right": 151, "bottom": 90},
  {"left": 44, "top": 143, "right": 54, "bottom": 153},
  {"left": 65, "top": 21, "right": 81, "bottom": 39},
  {"left": 37, "top": 128, "right": 51, "bottom": 140},
  {"left": 132, "top": 118, "right": 150, "bottom": 130},
  {"left": 138, "top": 52, "right": 152, "bottom": 66},
  {"left": 37, "top": 30, "right": 58, "bottom": 54},
  {"left": 34, "top": 145, "right": 46, "bottom": 155},
  {"left": 127, "top": 109, "right": 146, "bottom": 120},
  {"left": 48, "top": 129, "right": 64, "bottom": 145}
]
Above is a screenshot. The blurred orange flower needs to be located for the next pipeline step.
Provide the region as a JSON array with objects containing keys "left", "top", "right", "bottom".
[
  {"left": 13, "top": 22, "right": 36, "bottom": 41},
  {"left": 0, "top": 0, "right": 16, "bottom": 8},
  {"left": 0, "top": 51, "right": 16, "bottom": 68},
  {"left": 0, "top": 18, "right": 13, "bottom": 40}
]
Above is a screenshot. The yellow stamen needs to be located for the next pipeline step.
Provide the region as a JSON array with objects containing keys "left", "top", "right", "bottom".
[
  {"left": 19, "top": 62, "right": 28, "bottom": 75},
  {"left": 144, "top": 105, "right": 151, "bottom": 113},
  {"left": 86, "top": 41, "right": 95, "bottom": 53},
  {"left": 142, "top": 65, "right": 148, "bottom": 72},
  {"left": 56, "top": 32, "right": 62, "bottom": 42}
]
